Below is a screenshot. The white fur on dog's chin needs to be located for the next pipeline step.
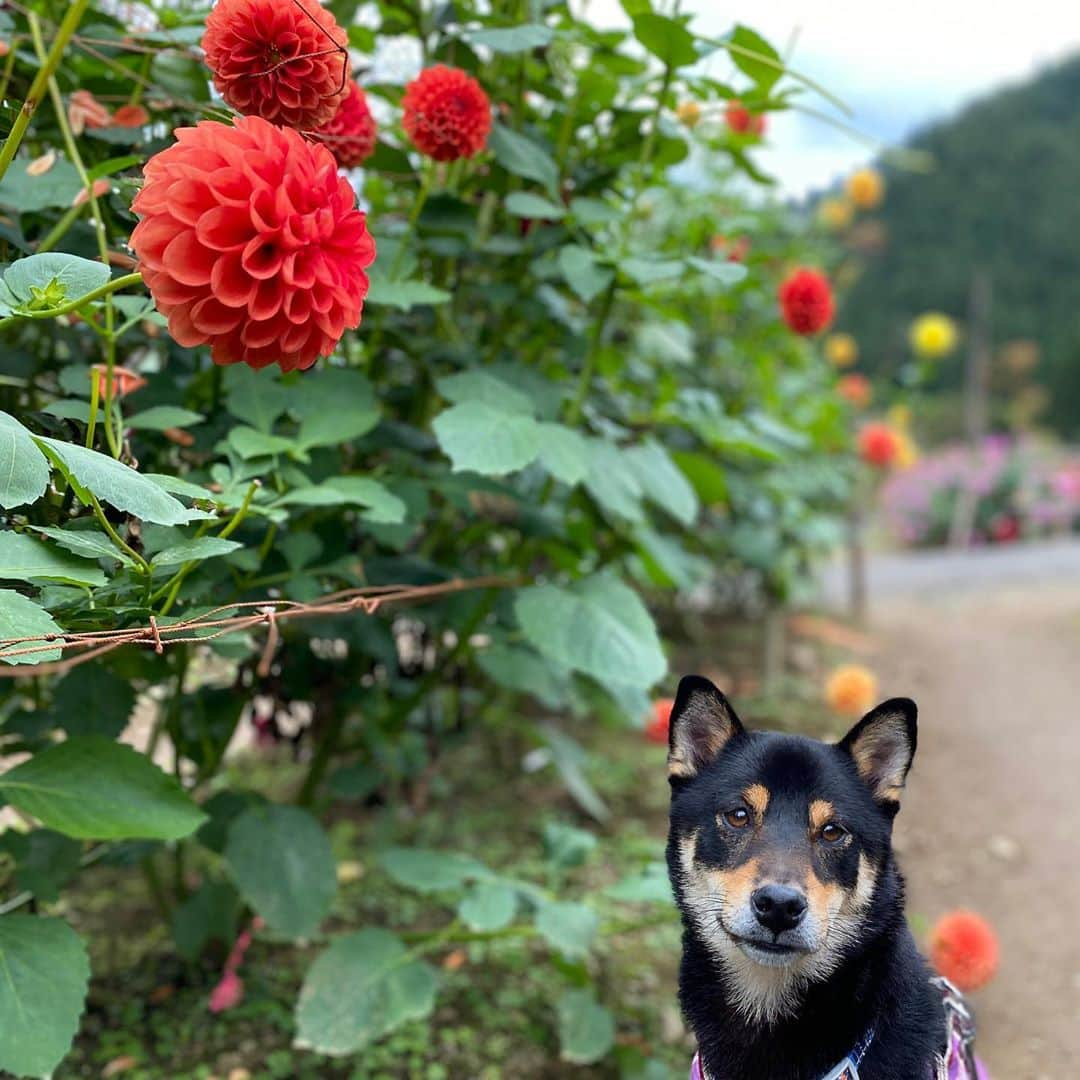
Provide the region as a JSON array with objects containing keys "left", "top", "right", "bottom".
[{"left": 676, "top": 835, "right": 879, "bottom": 1026}]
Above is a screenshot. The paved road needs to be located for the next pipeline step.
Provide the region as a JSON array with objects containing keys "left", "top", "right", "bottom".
[{"left": 844, "top": 550, "right": 1080, "bottom": 1078}]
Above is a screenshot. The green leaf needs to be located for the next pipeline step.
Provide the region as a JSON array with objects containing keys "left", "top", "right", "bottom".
[
  {"left": 604, "top": 865, "right": 673, "bottom": 904},
  {"left": 457, "top": 881, "right": 518, "bottom": 931},
  {"left": 295, "top": 929, "right": 440, "bottom": 1055},
  {"left": 622, "top": 257, "right": 685, "bottom": 285},
  {"left": 464, "top": 23, "right": 554, "bottom": 53},
  {"left": 569, "top": 196, "right": 620, "bottom": 227},
  {"left": 171, "top": 880, "right": 240, "bottom": 962},
  {"left": 224, "top": 805, "right": 337, "bottom": 939},
  {"left": 227, "top": 426, "right": 296, "bottom": 459},
  {"left": 476, "top": 643, "right": 567, "bottom": 709},
  {"left": 0, "top": 532, "right": 106, "bottom": 587},
  {"left": 687, "top": 255, "right": 748, "bottom": 286},
  {"left": 0, "top": 737, "right": 207, "bottom": 839},
  {"left": 543, "top": 821, "right": 598, "bottom": 869},
  {"left": 556, "top": 988, "right": 616, "bottom": 1064},
  {"left": 50, "top": 664, "right": 136, "bottom": 739},
  {"left": 632, "top": 12, "right": 699, "bottom": 68},
  {"left": 436, "top": 370, "right": 534, "bottom": 415},
  {"left": 0, "top": 589, "right": 63, "bottom": 665},
  {"left": 2, "top": 253, "right": 111, "bottom": 310},
  {"left": 151, "top": 536, "right": 243, "bottom": 568},
  {"left": 291, "top": 367, "right": 381, "bottom": 449},
  {"left": 536, "top": 423, "right": 589, "bottom": 485},
  {"left": 559, "top": 245, "right": 614, "bottom": 304},
  {"left": 728, "top": 24, "right": 783, "bottom": 93},
  {"left": 33, "top": 436, "right": 197, "bottom": 525},
  {"left": 670, "top": 450, "right": 727, "bottom": 504},
  {"left": 515, "top": 575, "right": 667, "bottom": 688},
  {"left": 433, "top": 402, "right": 542, "bottom": 475},
  {"left": 489, "top": 124, "right": 559, "bottom": 195},
  {"left": 0, "top": 156, "right": 82, "bottom": 213},
  {"left": 504, "top": 191, "right": 565, "bottom": 219},
  {"left": 626, "top": 440, "right": 699, "bottom": 525},
  {"left": 323, "top": 476, "right": 407, "bottom": 523},
  {"left": 9, "top": 830, "right": 82, "bottom": 901},
  {"left": 584, "top": 438, "right": 645, "bottom": 521},
  {"left": 32, "top": 524, "right": 134, "bottom": 566},
  {"left": 125, "top": 405, "right": 205, "bottom": 430},
  {"left": 0, "top": 411, "right": 50, "bottom": 509},
  {"left": 0, "top": 916, "right": 90, "bottom": 1078},
  {"left": 534, "top": 899, "right": 598, "bottom": 959},
  {"left": 378, "top": 847, "right": 487, "bottom": 893},
  {"left": 365, "top": 278, "right": 452, "bottom": 310},
  {"left": 542, "top": 727, "right": 610, "bottom": 823},
  {"left": 224, "top": 365, "right": 291, "bottom": 432}
]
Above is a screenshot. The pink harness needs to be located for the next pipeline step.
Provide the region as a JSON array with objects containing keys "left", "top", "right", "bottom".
[{"left": 689, "top": 977, "right": 989, "bottom": 1080}]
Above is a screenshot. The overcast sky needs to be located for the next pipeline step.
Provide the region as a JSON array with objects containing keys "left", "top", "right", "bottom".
[{"left": 584, "top": 1, "right": 1080, "bottom": 196}]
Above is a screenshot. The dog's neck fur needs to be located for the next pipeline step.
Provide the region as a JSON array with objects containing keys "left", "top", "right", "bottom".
[{"left": 679, "top": 862, "right": 945, "bottom": 1080}]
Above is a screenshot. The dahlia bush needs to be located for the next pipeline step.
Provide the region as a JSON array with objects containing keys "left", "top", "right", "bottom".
[{"left": 0, "top": 3, "right": 860, "bottom": 1075}]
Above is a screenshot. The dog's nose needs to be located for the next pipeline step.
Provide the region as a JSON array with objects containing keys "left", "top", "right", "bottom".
[{"left": 751, "top": 884, "right": 808, "bottom": 934}]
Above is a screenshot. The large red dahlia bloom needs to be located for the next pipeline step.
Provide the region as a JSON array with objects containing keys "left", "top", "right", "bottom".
[
  {"left": 778, "top": 268, "right": 834, "bottom": 336},
  {"left": 313, "top": 80, "right": 378, "bottom": 168},
  {"left": 402, "top": 65, "right": 492, "bottom": 162},
  {"left": 202, "top": 0, "right": 350, "bottom": 130},
  {"left": 130, "top": 116, "right": 375, "bottom": 372}
]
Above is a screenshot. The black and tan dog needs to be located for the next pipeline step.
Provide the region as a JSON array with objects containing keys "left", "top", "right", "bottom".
[{"left": 666, "top": 675, "right": 977, "bottom": 1080}]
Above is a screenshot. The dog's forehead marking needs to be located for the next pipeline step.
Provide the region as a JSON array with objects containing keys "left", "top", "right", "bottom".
[
  {"left": 808, "top": 798, "right": 835, "bottom": 832},
  {"left": 743, "top": 783, "right": 770, "bottom": 817}
]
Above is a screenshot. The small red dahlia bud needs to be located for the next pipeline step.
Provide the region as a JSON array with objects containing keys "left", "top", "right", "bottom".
[
  {"left": 402, "top": 65, "right": 492, "bottom": 162},
  {"left": 202, "top": 0, "right": 350, "bottom": 130},
  {"left": 313, "top": 80, "right": 378, "bottom": 168},
  {"left": 725, "top": 101, "right": 766, "bottom": 138},
  {"left": 645, "top": 698, "right": 675, "bottom": 744},
  {"left": 130, "top": 116, "right": 375, "bottom": 372},
  {"left": 778, "top": 268, "right": 834, "bottom": 336},
  {"left": 857, "top": 422, "right": 901, "bottom": 468},
  {"left": 928, "top": 910, "right": 999, "bottom": 992}
]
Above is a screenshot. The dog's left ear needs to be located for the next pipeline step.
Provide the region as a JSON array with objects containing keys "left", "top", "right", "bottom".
[
  {"left": 667, "top": 675, "right": 745, "bottom": 783},
  {"left": 838, "top": 698, "right": 918, "bottom": 811}
]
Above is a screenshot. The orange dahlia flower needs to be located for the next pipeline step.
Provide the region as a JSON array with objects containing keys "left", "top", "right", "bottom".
[
  {"left": 645, "top": 698, "right": 675, "bottom": 744},
  {"left": 837, "top": 374, "right": 872, "bottom": 409},
  {"left": 130, "top": 116, "right": 375, "bottom": 372},
  {"left": 313, "top": 80, "right": 378, "bottom": 168},
  {"left": 857, "top": 422, "right": 901, "bottom": 468},
  {"left": 402, "top": 65, "right": 492, "bottom": 161},
  {"left": 202, "top": 0, "right": 350, "bottom": 130},
  {"left": 929, "top": 910, "right": 999, "bottom": 991},
  {"left": 824, "top": 332, "right": 858, "bottom": 368},
  {"left": 778, "top": 268, "right": 834, "bottom": 336},
  {"left": 68, "top": 89, "right": 110, "bottom": 135},
  {"left": 725, "top": 101, "right": 766, "bottom": 137},
  {"left": 111, "top": 104, "right": 151, "bottom": 128},
  {"left": 91, "top": 364, "right": 147, "bottom": 399},
  {"left": 824, "top": 665, "right": 878, "bottom": 717}
]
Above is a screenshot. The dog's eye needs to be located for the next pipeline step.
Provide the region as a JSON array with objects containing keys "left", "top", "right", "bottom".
[
  {"left": 820, "top": 823, "right": 846, "bottom": 843},
  {"left": 723, "top": 808, "right": 750, "bottom": 829}
]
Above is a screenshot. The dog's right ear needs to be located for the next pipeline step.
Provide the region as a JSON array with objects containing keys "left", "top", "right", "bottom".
[{"left": 667, "top": 675, "right": 745, "bottom": 783}]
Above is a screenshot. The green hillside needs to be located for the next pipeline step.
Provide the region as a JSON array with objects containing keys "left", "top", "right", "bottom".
[{"left": 837, "top": 54, "right": 1080, "bottom": 435}]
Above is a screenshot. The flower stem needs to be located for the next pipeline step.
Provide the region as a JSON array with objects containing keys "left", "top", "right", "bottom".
[
  {"left": 85, "top": 366, "right": 101, "bottom": 449},
  {"left": 0, "top": 0, "right": 91, "bottom": 183},
  {"left": 89, "top": 494, "right": 150, "bottom": 573}
]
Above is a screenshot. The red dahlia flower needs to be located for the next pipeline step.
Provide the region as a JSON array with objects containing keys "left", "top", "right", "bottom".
[
  {"left": 645, "top": 698, "right": 675, "bottom": 744},
  {"left": 928, "top": 910, "right": 999, "bottom": 992},
  {"left": 837, "top": 373, "right": 872, "bottom": 408},
  {"left": 130, "top": 116, "right": 375, "bottom": 372},
  {"left": 725, "top": 101, "right": 766, "bottom": 138},
  {"left": 313, "top": 80, "right": 378, "bottom": 168},
  {"left": 857, "top": 422, "right": 901, "bottom": 468},
  {"left": 402, "top": 65, "right": 492, "bottom": 161},
  {"left": 202, "top": 0, "right": 350, "bottom": 130},
  {"left": 778, "top": 268, "right": 834, "bottom": 335}
]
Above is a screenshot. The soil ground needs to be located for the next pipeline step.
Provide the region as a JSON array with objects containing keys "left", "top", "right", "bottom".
[{"left": 830, "top": 541, "right": 1080, "bottom": 1079}]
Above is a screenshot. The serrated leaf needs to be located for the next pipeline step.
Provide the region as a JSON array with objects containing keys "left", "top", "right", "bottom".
[
  {"left": 0, "top": 737, "right": 207, "bottom": 839},
  {"left": 32, "top": 525, "right": 134, "bottom": 566},
  {"left": 0, "top": 411, "right": 50, "bottom": 509},
  {"left": 536, "top": 423, "right": 589, "bottom": 484},
  {"left": 291, "top": 367, "right": 381, "bottom": 449},
  {"left": 0, "top": 156, "right": 82, "bottom": 213},
  {"left": 457, "top": 881, "right": 518, "bottom": 931},
  {"left": 559, "top": 245, "right": 614, "bottom": 303},
  {"left": 151, "top": 536, "right": 243, "bottom": 568},
  {"left": 515, "top": 575, "right": 666, "bottom": 688},
  {"left": 433, "top": 401, "right": 542, "bottom": 475},
  {"left": 365, "top": 278, "right": 452, "bottom": 310},
  {"left": 50, "top": 663, "right": 136, "bottom": 739},
  {"left": 295, "top": 929, "right": 440, "bottom": 1055},
  {"left": 0, "top": 916, "right": 90, "bottom": 1078},
  {"left": 224, "top": 365, "right": 291, "bottom": 432},
  {"left": 228, "top": 425, "right": 295, "bottom": 459},
  {"left": 436, "top": 370, "right": 534, "bottom": 415},
  {"left": 224, "top": 805, "right": 336, "bottom": 939},
  {"left": 489, "top": 124, "right": 559, "bottom": 195},
  {"left": 556, "top": 988, "right": 616, "bottom": 1064},
  {"left": 504, "top": 191, "right": 565, "bottom": 219},
  {"left": 33, "top": 436, "right": 196, "bottom": 525},
  {"left": 2, "top": 253, "right": 111, "bottom": 310},
  {"left": 626, "top": 440, "right": 699, "bottom": 525},
  {"left": 464, "top": 23, "right": 554, "bottom": 53},
  {"left": 378, "top": 847, "right": 488, "bottom": 893},
  {"left": 622, "top": 257, "right": 685, "bottom": 285},
  {"left": 0, "top": 588, "right": 63, "bottom": 665},
  {"left": 687, "top": 255, "right": 748, "bottom": 286},
  {"left": 632, "top": 12, "right": 699, "bottom": 68},
  {"left": 126, "top": 405, "right": 205, "bottom": 430},
  {"left": 476, "top": 643, "right": 567, "bottom": 709},
  {"left": 0, "top": 532, "right": 106, "bottom": 587},
  {"left": 584, "top": 438, "right": 645, "bottom": 522},
  {"left": 534, "top": 900, "right": 598, "bottom": 959},
  {"left": 604, "top": 865, "right": 673, "bottom": 904},
  {"left": 324, "top": 476, "right": 407, "bottom": 523}
]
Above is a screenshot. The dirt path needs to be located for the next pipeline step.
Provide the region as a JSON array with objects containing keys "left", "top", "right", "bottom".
[{"left": 863, "top": 573, "right": 1080, "bottom": 1079}]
